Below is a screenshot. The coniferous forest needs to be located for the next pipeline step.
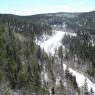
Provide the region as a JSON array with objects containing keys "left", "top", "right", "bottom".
[{"left": 0, "top": 11, "right": 95, "bottom": 95}]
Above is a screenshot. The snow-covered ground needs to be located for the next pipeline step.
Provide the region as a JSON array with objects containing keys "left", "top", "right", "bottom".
[
  {"left": 36, "top": 30, "right": 76, "bottom": 55},
  {"left": 63, "top": 64, "right": 95, "bottom": 92},
  {"left": 36, "top": 30, "right": 95, "bottom": 92}
]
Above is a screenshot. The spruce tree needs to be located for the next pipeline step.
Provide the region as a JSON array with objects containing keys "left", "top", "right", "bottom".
[{"left": 83, "top": 78, "right": 89, "bottom": 95}]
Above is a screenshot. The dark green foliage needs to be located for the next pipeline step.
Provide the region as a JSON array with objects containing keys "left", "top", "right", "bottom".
[
  {"left": 65, "top": 69, "right": 78, "bottom": 89},
  {"left": 51, "top": 87, "right": 55, "bottom": 95},
  {"left": 58, "top": 45, "right": 63, "bottom": 59},
  {"left": 63, "top": 29, "right": 95, "bottom": 77},
  {"left": 90, "top": 88, "right": 94, "bottom": 95},
  {"left": 0, "top": 24, "right": 43, "bottom": 94}
]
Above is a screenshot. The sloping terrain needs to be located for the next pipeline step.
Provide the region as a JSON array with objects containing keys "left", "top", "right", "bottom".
[{"left": 0, "top": 11, "right": 95, "bottom": 95}]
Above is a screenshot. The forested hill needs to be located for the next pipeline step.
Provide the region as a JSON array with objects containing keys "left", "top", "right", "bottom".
[
  {"left": 0, "top": 11, "right": 95, "bottom": 33},
  {"left": 0, "top": 11, "right": 95, "bottom": 95}
]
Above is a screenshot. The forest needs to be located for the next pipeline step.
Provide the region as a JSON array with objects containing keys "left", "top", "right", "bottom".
[{"left": 0, "top": 11, "right": 95, "bottom": 95}]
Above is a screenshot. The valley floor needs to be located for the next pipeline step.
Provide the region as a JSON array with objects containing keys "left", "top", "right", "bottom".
[{"left": 36, "top": 30, "right": 95, "bottom": 93}]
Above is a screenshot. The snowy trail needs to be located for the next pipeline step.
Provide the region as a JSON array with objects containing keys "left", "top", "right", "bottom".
[
  {"left": 39, "top": 31, "right": 76, "bottom": 55},
  {"left": 37, "top": 30, "right": 95, "bottom": 92},
  {"left": 63, "top": 64, "right": 95, "bottom": 92},
  {"left": 40, "top": 31, "right": 65, "bottom": 55}
]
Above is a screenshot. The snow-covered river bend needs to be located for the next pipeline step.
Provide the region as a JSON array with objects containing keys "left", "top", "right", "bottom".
[{"left": 36, "top": 30, "right": 95, "bottom": 92}]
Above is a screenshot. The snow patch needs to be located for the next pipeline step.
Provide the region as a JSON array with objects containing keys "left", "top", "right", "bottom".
[
  {"left": 55, "top": 76, "right": 61, "bottom": 87},
  {"left": 36, "top": 30, "right": 95, "bottom": 92},
  {"left": 63, "top": 64, "right": 95, "bottom": 92},
  {"left": 44, "top": 73, "right": 49, "bottom": 82},
  {"left": 36, "top": 30, "right": 76, "bottom": 55}
]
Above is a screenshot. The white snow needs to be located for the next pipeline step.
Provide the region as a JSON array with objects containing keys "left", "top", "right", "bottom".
[
  {"left": 44, "top": 73, "right": 49, "bottom": 82},
  {"left": 63, "top": 64, "right": 95, "bottom": 92},
  {"left": 49, "top": 88, "right": 52, "bottom": 95},
  {"left": 41, "top": 64, "right": 49, "bottom": 86},
  {"left": 37, "top": 30, "right": 76, "bottom": 55},
  {"left": 69, "top": 68, "right": 95, "bottom": 92},
  {"left": 36, "top": 30, "right": 95, "bottom": 92},
  {"left": 55, "top": 76, "right": 61, "bottom": 87}
]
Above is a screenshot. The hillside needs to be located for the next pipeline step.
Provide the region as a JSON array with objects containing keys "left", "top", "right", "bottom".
[{"left": 0, "top": 11, "right": 95, "bottom": 95}]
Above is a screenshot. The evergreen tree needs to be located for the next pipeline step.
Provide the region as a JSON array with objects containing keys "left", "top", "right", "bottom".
[
  {"left": 90, "top": 88, "right": 94, "bottom": 95},
  {"left": 83, "top": 79, "right": 89, "bottom": 95},
  {"left": 51, "top": 87, "right": 55, "bottom": 95}
]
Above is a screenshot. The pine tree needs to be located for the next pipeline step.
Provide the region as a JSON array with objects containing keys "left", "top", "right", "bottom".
[
  {"left": 83, "top": 78, "right": 89, "bottom": 95},
  {"left": 90, "top": 88, "right": 94, "bottom": 95},
  {"left": 51, "top": 87, "right": 55, "bottom": 95}
]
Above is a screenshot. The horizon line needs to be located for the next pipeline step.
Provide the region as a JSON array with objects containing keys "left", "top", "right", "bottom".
[{"left": 0, "top": 10, "right": 94, "bottom": 16}]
